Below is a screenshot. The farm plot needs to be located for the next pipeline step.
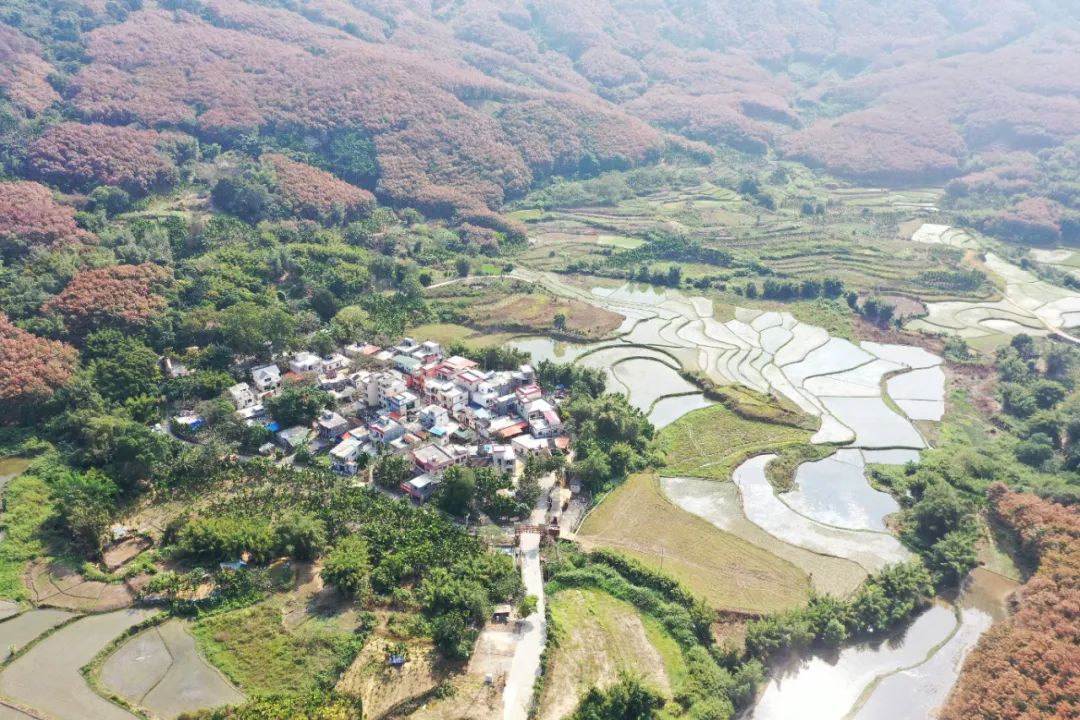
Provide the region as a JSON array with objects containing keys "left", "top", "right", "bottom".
[
  {"left": 101, "top": 619, "right": 244, "bottom": 720},
  {"left": 536, "top": 588, "right": 683, "bottom": 720},
  {"left": 661, "top": 477, "right": 866, "bottom": 597},
  {"left": 733, "top": 455, "right": 910, "bottom": 572},
  {"left": 577, "top": 473, "right": 812, "bottom": 612},
  {"left": 0, "top": 608, "right": 159, "bottom": 720},
  {"left": 779, "top": 450, "right": 900, "bottom": 532},
  {"left": 192, "top": 600, "right": 362, "bottom": 697},
  {"left": 907, "top": 225, "right": 1080, "bottom": 341},
  {"left": 0, "top": 609, "right": 74, "bottom": 662},
  {"left": 659, "top": 404, "right": 812, "bottom": 482},
  {"left": 515, "top": 272, "right": 943, "bottom": 450}
]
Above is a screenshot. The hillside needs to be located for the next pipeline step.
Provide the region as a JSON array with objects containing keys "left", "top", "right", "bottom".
[{"left": 3, "top": 1, "right": 1080, "bottom": 225}]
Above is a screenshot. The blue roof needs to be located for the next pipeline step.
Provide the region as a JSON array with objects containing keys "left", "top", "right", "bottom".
[{"left": 430, "top": 427, "right": 446, "bottom": 437}]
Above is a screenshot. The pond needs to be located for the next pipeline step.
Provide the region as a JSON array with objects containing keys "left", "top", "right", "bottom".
[
  {"left": 780, "top": 450, "right": 900, "bottom": 532},
  {"left": 747, "top": 568, "right": 1016, "bottom": 720},
  {"left": 0, "top": 456, "right": 31, "bottom": 495},
  {"left": 747, "top": 605, "right": 959, "bottom": 720},
  {"left": 506, "top": 336, "right": 592, "bottom": 364}
]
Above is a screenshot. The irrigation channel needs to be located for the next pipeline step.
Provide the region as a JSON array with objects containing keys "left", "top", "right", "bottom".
[{"left": 506, "top": 274, "right": 1015, "bottom": 719}]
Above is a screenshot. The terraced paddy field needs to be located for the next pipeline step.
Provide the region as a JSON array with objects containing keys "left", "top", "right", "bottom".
[
  {"left": 577, "top": 473, "right": 813, "bottom": 612},
  {"left": 536, "top": 588, "right": 684, "bottom": 720},
  {"left": 0, "top": 609, "right": 74, "bottom": 662},
  {"left": 0, "top": 608, "right": 159, "bottom": 720},
  {"left": 101, "top": 618, "right": 244, "bottom": 719},
  {"left": 659, "top": 404, "right": 811, "bottom": 481},
  {"left": 509, "top": 271, "right": 943, "bottom": 450},
  {"left": 907, "top": 223, "right": 1080, "bottom": 343}
]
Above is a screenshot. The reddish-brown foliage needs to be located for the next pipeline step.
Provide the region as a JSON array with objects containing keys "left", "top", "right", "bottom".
[
  {"left": 43, "top": 263, "right": 172, "bottom": 334},
  {"left": 984, "top": 197, "right": 1065, "bottom": 246},
  {"left": 263, "top": 154, "right": 374, "bottom": 223},
  {"left": 780, "top": 109, "right": 966, "bottom": 183},
  {"left": 43, "top": 0, "right": 1080, "bottom": 196},
  {"left": 0, "top": 25, "right": 59, "bottom": 115},
  {"left": 28, "top": 123, "right": 184, "bottom": 195},
  {"left": 0, "top": 312, "right": 78, "bottom": 414},
  {"left": 942, "top": 485, "right": 1080, "bottom": 720},
  {"left": 0, "top": 181, "right": 92, "bottom": 255}
]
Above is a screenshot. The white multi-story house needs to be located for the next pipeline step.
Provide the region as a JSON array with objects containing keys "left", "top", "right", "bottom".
[
  {"left": 330, "top": 437, "right": 368, "bottom": 476},
  {"left": 250, "top": 364, "right": 281, "bottom": 394},
  {"left": 321, "top": 353, "right": 351, "bottom": 373},
  {"left": 289, "top": 351, "right": 322, "bottom": 374},
  {"left": 419, "top": 404, "right": 450, "bottom": 430},
  {"left": 228, "top": 382, "right": 258, "bottom": 410},
  {"left": 349, "top": 370, "right": 380, "bottom": 407}
]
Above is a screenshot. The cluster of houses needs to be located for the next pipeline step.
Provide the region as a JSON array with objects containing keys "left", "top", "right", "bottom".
[{"left": 214, "top": 337, "right": 570, "bottom": 502}]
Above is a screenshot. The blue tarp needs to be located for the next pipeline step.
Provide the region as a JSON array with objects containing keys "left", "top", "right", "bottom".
[{"left": 266, "top": 421, "right": 281, "bottom": 432}]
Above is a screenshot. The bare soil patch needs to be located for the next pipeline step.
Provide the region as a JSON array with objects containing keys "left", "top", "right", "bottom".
[
  {"left": 578, "top": 473, "right": 812, "bottom": 613},
  {"left": 26, "top": 560, "right": 133, "bottom": 612}
]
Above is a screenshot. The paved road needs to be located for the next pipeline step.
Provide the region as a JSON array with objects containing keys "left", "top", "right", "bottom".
[{"left": 502, "top": 530, "right": 545, "bottom": 720}]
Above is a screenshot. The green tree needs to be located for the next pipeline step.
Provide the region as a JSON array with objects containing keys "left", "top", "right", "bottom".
[
  {"left": 322, "top": 536, "right": 372, "bottom": 600},
  {"left": 455, "top": 256, "right": 471, "bottom": 277},
  {"left": 373, "top": 454, "right": 411, "bottom": 490},
  {"left": 437, "top": 465, "right": 477, "bottom": 518},
  {"left": 266, "top": 381, "right": 329, "bottom": 427},
  {"left": 518, "top": 594, "right": 538, "bottom": 617},
  {"left": 84, "top": 330, "right": 161, "bottom": 403},
  {"left": 274, "top": 512, "right": 327, "bottom": 561},
  {"left": 907, "top": 482, "right": 972, "bottom": 547},
  {"left": 218, "top": 302, "right": 296, "bottom": 356},
  {"left": 926, "top": 530, "right": 979, "bottom": 586},
  {"left": 52, "top": 468, "right": 119, "bottom": 558},
  {"left": 553, "top": 311, "right": 568, "bottom": 331},
  {"left": 571, "top": 674, "right": 663, "bottom": 720}
]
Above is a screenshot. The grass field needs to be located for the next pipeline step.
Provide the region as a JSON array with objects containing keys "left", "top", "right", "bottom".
[
  {"left": 192, "top": 600, "right": 361, "bottom": 696},
  {"left": 577, "top": 473, "right": 811, "bottom": 612},
  {"left": 537, "top": 588, "right": 685, "bottom": 720},
  {"left": 426, "top": 280, "right": 624, "bottom": 339},
  {"left": 659, "top": 404, "right": 813, "bottom": 481}
]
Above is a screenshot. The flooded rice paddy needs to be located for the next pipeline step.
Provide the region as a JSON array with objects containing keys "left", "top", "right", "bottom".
[
  {"left": 510, "top": 271, "right": 944, "bottom": 451},
  {"left": 733, "top": 455, "right": 910, "bottom": 572},
  {"left": 908, "top": 223, "right": 1080, "bottom": 341},
  {"left": 102, "top": 618, "right": 245, "bottom": 719},
  {"left": 748, "top": 569, "right": 1016, "bottom": 720},
  {"left": 780, "top": 450, "right": 900, "bottom": 532},
  {"left": 0, "top": 608, "right": 159, "bottom": 720}
]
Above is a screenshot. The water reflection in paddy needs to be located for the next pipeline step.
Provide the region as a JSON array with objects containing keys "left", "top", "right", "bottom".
[
  {"left": 747, "top": 605, "right": 958, "bottom": 720},
  {"left": 781, "top": 450, "right": 900, "bottom": 532},
  {"left": 648, "top": 394, "right": 713, "bottom": 429}
]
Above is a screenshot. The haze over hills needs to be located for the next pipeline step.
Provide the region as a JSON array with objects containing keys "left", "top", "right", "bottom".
[
  {"left": 4, "top": 0, "right": 1080, "bottom": 224},
  {"left": 3, "top": 3, "right": 1080, "bottom": 720}
]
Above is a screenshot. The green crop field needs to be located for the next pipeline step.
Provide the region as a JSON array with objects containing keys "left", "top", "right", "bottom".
[{"left": 658, "top": 405, "right": 813, "bottom": 481}]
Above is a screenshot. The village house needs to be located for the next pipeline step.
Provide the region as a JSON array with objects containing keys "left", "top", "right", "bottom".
[
  {"left": 401, "top": 473, "right": 438, "bottom": 502},
  {"left": 316, "top": 410, "right": 350, "bottom": 440},
  {"left": 276, "top": 425, "right": 312, "bottom": 452},
  {"left": 289, "top": 351, "right": 323, "bottom": 374},
  {"left": 387, "top": 390, "right": 419, "bottom": 417},
  {"left": 228, "top": 382, "right": 259, "bottom": 410},
  {"left": 419, "top": 404, "right": 450, "bottom": 430},
  {"left": 369, "top": 417, "right": 405, "bottom": 445},
  {"left": 321, "top": 353, "right": 351, "bottom": 373},
  {"left": 250, "top": 364, "right": 282, "bottom": 394},
  {"left": 330, "top": 436, "right": 368, "bottom": 476},
  {"left": 411, "top": 444, "right": 457, "bottom": 476},
  {"left": 349, "top": 370, "right": 380, "bottom": 407}
]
